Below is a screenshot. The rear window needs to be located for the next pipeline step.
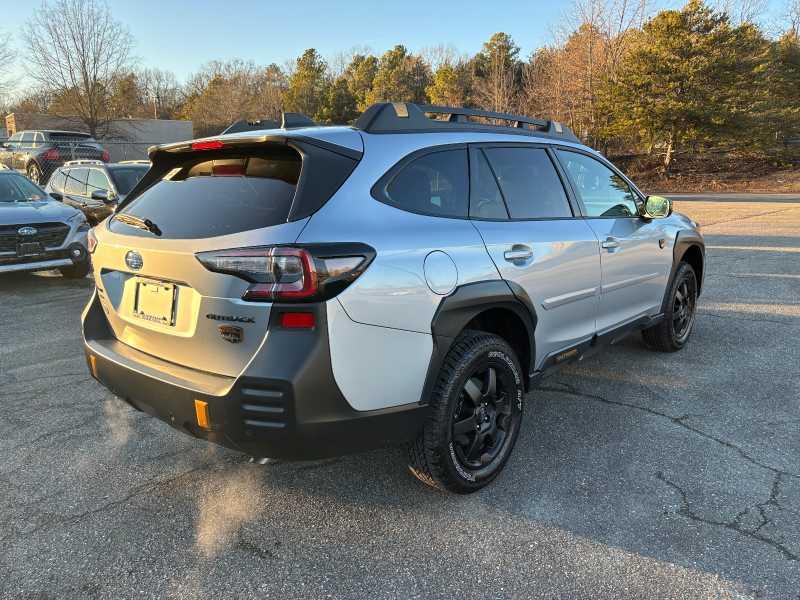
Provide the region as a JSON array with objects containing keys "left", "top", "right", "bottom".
[
  {"left": 113, "top": 148, "right": 301, "bottom": 239},
  {"left": 108, "top": 166, "right": 148, "bottom": 195},
  {"left": 47, "top": 132, "right": 93, "bottom": 142}
]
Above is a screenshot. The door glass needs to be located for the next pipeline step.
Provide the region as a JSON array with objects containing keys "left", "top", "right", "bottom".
[
  {"left": 470, "top": 149, "right": 508, "bottom": 219},
  {"left": 50, "top": 169, "right": 68, "bottom": 193},
  {"left": 21, "top": 132, "right": 34, "bottom": 146},
  {"left": 483, "top": 147, "right": 572, "bottom": 219},
  {"left": 383, "top": 149, "right": 468, "bottom": 218},
  {"left": 64, "top": 168, "right": 89, "bottom": 196},
  {"left": 87, "top": 169, "right": 111, "bottom": 197},
  {"left": 556, "top": 150, "right": 638, "bottom": 217},
  {"left": 32, "top": 133, "right": 44, "bottom": 148}
]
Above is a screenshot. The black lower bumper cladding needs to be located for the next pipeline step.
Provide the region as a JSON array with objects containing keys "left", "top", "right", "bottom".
[{"left": 83, "top": 292, "right": 428, "bottom": 460}]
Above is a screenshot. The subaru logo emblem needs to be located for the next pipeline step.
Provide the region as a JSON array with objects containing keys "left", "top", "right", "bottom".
[
  {"left": 18, "top": 226, "right": 37, "bottom": 236},
  {"left": 125, "top": 250, "right": 143, "bottom": 271}
]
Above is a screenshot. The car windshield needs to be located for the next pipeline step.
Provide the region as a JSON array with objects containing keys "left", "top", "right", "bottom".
[
  {"left": 0, "top": 174, "right": 47, "bottom": 203},
  {"left": 108, "top": 166, "right": 148, "bottom": 195}
]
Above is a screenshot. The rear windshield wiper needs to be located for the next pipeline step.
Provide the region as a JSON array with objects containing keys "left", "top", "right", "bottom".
[{"left": 114, "top": 213, "right": 162, "bottom": 236}]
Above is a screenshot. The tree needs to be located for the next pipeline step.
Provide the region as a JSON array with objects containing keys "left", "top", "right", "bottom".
[
  {"left": 23, "top": 0, "right": 134, "bottom": 136},
  {"left": 366, "top": 45, "right": 431, "bottom": 105},
  {"left": 598, "top": 0, "right": 770, "bottom": 169},
  {"left": 318, "top": 75, "right": 357, "bottom": 123},
  {"left": 183, "top": 60, "right": 286, "bottom": 137},
  {"left": 343, "top": 54, "right": 378, "bottom": 111},
  {"left": 786, "top": 0, "right": 800, "bottom": 36},
  {"left": 471, "top": 33, "right": 522, "bottom": 114},
  {"left": 138, "top": 68, "right": 183, "bottom": 119},
  {"left": 0, "top": 31, "right": 14, "bottom": 100},
  {"left": 427, "top": 63, "right": 472, "bottom": 106},
  {"left": 283, "top": 49, "right": 329, "bottom": 120}
]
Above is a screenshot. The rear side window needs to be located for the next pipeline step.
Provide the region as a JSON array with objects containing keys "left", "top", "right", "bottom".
[
  {"left": 64, "top": 168, "right": 88, "bottom": 195},
  {"left": 483, "top": 147, "right": 572, "bottom": 219},
  {"left": 114, "top": 148, "right": 301, "bottom": 239},
  {"left": 382, "top": 149, "right": 468, "bottom": 218}
]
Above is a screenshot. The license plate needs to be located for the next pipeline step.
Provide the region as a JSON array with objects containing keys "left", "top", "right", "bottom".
[
  {"left": 17, "top": 242, "right": 43, "bottom": 257},
  {"left": 133, "top": 279, "right": 176, "bottom": 326}
]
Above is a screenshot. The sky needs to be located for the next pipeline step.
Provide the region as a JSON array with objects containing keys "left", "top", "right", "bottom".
[{"left": 0, "top": 0, "right": 791, "bottom": 91}]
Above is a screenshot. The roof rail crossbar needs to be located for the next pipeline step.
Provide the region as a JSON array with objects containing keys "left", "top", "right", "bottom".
[{"left": 355, "top": 102, "right": 579, "bottom": 142}]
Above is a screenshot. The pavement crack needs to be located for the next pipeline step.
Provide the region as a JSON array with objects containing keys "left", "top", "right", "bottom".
[
  {"left": 656, "top": 471, "right": 798, "bottom": 563},
  {"left": 541, "top": 381, "right": 800, "bottom": 480}
]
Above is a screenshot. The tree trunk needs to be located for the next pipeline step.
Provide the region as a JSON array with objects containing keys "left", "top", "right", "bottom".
[{"left": 664, "top": 130, "right": 675, "bottom": 171}]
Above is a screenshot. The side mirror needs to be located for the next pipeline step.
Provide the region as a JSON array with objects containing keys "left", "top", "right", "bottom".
[
  {"left": 49, "top": 191, "right": 63, "bottom": 201},
  {"left": 640, "top": 195, "right": 671, "bottom": 219},
  {"left": 91, "top": 189, "right": 110, "bottom": 202}
]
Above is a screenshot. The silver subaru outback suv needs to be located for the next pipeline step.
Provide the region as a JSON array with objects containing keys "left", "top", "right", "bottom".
[{"left": 82, "top": 103, "right": 704, "bottom": 493}]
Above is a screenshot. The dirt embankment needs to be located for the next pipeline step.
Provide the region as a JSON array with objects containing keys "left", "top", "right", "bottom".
[{"left": 613, "top": 151, "right": 800, "bottom": 194}]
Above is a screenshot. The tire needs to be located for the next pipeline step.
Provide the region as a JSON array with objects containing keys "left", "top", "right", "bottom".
[
  {"left": 59, "top": 261, "right": 90, "bottom": 279},
  {"left": 26, "top": 162, "right": 42, "bottom": 185},
  {"left": 642, "top": 262, "right": 698, "bottom": 352},
  {"left": 408, "top": 330, "right": 525, "bottom": 493}
]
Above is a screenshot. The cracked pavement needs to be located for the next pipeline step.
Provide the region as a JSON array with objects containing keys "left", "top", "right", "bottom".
[{"left": 0, "top": 198, "right": 798, "bottom": 599}]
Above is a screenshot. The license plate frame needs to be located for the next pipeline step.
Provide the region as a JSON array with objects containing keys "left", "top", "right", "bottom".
[
  {"left": 16, "top": 242, "right": 44, "bottom": 257},
  {"left": 133, "top": 279, "right": 177, "bottom": 326}
]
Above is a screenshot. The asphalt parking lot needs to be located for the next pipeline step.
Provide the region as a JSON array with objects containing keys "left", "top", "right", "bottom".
[{"left": 1, "top": 198, "right": 798, "bottom": 600}]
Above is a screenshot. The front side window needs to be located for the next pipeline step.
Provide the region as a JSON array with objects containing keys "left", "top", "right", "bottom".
[
  {"left": 64, "top": 168, "right": 89, "bottom": 196},
  {"left": 21, "top": 132, "right": 34, "bottom": 146},
  {"left": 470, "top": 149, "right": 508, "bottom": 219},
  {"left": 556, "top": 150, "right": 639, "bottom": 217},
  {"left": 482, "top": 147, "right": 572, "bottom": 219},
  {"left": 382, "top": 149, "right": 468, "bottom": 218},
  {"left": 87, "top": 169, "right": 111, "bottom": 197}
]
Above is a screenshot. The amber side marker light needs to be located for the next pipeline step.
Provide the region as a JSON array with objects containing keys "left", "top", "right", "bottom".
[
  {"left": 194, "top": 399, "right": 211, "bottom": 430},
  {"left": 88, "top": 355, "right": 98, "bottom": 378}
]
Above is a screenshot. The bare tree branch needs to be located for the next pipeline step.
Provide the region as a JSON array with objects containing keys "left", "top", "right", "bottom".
[{"left": 23, "top": 0, "right": 133, "bottom": 136}]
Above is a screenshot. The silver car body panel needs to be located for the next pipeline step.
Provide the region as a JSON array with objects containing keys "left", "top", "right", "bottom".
[{"left": 327, "top": 298, "right": 432, "bottom": 411}]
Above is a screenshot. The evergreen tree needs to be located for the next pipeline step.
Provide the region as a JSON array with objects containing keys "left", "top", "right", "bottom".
[
  {"left": 366, "top": 45, "right": 431, "bottom": 105},
  {"left": 284, "top": 48, "right": 330, "bottom": 120}
]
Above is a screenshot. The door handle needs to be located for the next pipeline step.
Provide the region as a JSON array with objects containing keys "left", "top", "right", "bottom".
[
  {"left": 601, "top": 237, "right": 620, "bottom": 250},
  {"left": 504, "top": 245, "right": 533, "bottom": 262}
]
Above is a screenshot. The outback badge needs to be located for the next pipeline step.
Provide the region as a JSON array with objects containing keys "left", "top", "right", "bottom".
[{"left": 218, "top": 325, "right": 243, "bottom": 344}]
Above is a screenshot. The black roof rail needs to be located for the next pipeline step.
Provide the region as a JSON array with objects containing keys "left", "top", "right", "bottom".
[
  {"left": 221, "top": 112, "right": 317, "bottom": 135},
  {"left": 355, "top": 102, "right": 580, "bottom": 143}
]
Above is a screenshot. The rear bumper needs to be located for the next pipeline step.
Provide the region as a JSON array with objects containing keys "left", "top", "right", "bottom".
[{"left": 82, "top": 291, "right": 428, "bottom": 460}]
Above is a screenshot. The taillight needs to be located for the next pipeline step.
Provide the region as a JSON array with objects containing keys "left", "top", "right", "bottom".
[
  {"left": 101, "top": 150, "right": 110, "bottom": 162},
  {"left": 196, "top": 244, "right": 375, "bottom": 303},
  {"left": 41, "top": 148, "right": 60, "bottom": 161},
  {"left": 87, "top": 228, "right": 98, "bottom": 254}
]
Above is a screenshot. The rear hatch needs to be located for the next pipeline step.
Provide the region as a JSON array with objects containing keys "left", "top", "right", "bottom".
[
  {"left": 47, "top": 132, "right": 105, "bottom": 162},
  {"left": 91, "top": 133, "right": 361, "bottom": 377}
]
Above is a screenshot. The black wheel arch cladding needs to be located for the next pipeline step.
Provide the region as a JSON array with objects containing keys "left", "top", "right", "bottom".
[{"left": 421, "top": 280, "right": 538, "bottom": 403}]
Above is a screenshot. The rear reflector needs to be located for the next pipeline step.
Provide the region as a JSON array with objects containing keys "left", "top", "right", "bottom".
[
  {"left": 194, "top": 399, "right": 210, "bottom": 429},
  {"left": 280, "top": 312, "right": 315, "bottom": 329},
  {"left": 191, "top": 140, "right": 225, "bottom": 151}
]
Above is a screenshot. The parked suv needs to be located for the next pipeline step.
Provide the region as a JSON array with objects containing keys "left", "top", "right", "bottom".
[
  {"left": 0, "top": 169, "right": 91, "bottom": 277},
  {"left": 0, "top": 130, "right": 109, "bottom": 185},
  {"left": 45, "top": 160, "right": 149, "bottom": 225},
  {"left": 82, "top": 103, "right": 704, "bottom": 493}
]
